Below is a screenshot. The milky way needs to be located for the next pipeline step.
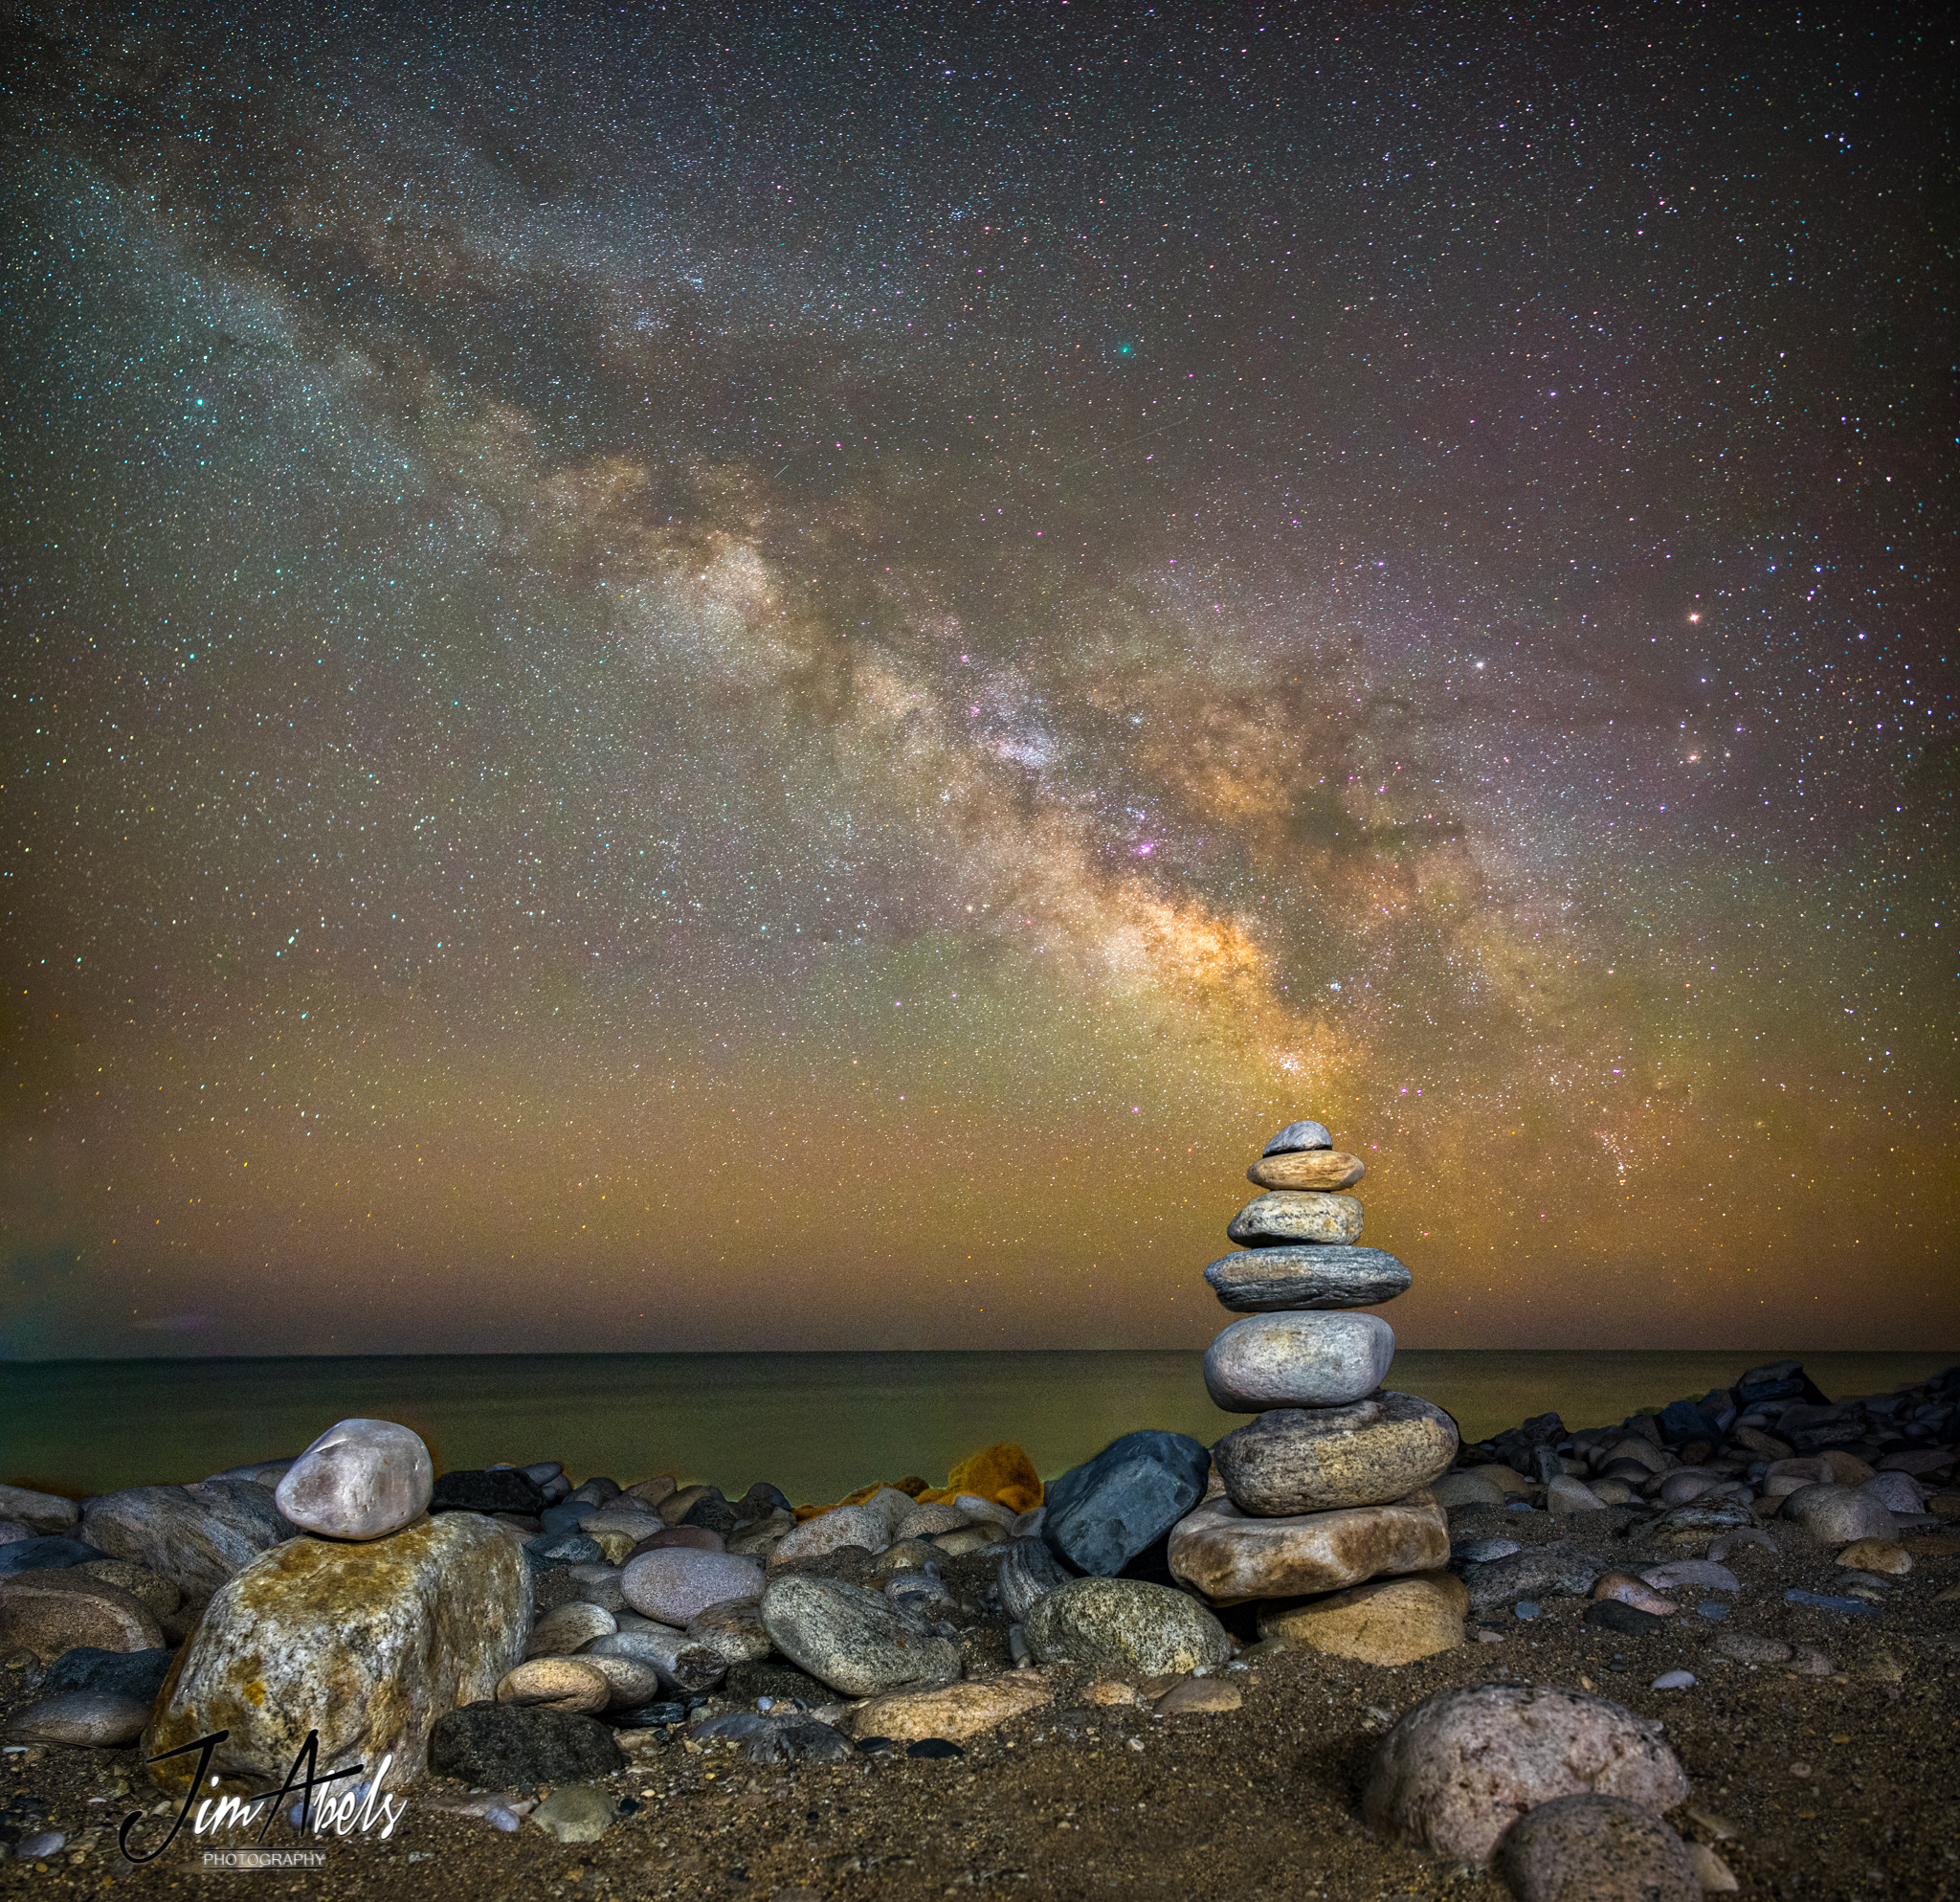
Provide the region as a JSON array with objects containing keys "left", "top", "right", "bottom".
[{"left": 4, "top": 2, "right": 1952, "bottom": 1356}]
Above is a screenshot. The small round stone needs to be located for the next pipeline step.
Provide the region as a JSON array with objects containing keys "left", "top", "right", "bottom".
[
  {"left": 620, "top": 1549, "right": 766, "bottom": 1625},
  {"left": 1262, "top": 1120, "right": 1333, "bottom": 1154}
]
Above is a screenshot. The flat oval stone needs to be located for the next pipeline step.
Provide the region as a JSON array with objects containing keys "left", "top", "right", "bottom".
[
  {"left": 1204, "top": 1311, "right": 1395, "bottom": 1412},
  {"left": 275, "top": 1419, "right": 434, "bottom": 1541},
  {"left": 1205, "top": 1245, "right": 1410, "bottom": 1313},
  {"left": 1213, "top": 1392, "right": 1459, "bottom": 1515},
  {"left": 1166, "top": 1492, "right": 1448, "bottom": 1603},
  {"left": 0, "top": 1570, "right": 165, "bottom": 1664},
  {"left": 1262, "top": 1119, "right": 1333, "bottom": 1154},
  {"left": 1247, "top": 1150, "right": 1365, "bottom": 1192},
  {"left": 686, "top": 1596, "right": 771, "bottom": 1665},
  {"left": 496, "top": 1657, "right": 612, "bottom": 1716},
  {"left": 620, "top": 1549, "right": 765, "bottom": 1626},
  {"left": 1226, "top": 1191, "right": 1365, "bottom": 1247},
  {"left": 760, "top": 1575, "right": 961, "bottom": 1698},
  {"left": 523, "top": 1601, "right": 617, "bottom": 1659},
  {"left": 2, "top": 1689, "right": 153, "bottom": 1747},
  {"left": 578, "top": 1652, "right": 665, "bottom": 1712}
]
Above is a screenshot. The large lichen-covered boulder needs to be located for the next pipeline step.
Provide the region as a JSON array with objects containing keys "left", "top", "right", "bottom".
[{"left": 144, "top": 1514, "right": 527, "bottom": 1794}]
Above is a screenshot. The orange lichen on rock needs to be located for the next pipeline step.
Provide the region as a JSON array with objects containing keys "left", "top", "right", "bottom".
[
  {"left": 918, "top": 1443, "right": 1043, "bottom": 1515},
  {"left": 792, "top": 1476, "right": 930, "bottom": 1521}
]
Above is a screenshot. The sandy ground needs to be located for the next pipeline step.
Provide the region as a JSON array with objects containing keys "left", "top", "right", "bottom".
[{"left": 4, "top": 1504, "right": 1957, "bottom": 1902}]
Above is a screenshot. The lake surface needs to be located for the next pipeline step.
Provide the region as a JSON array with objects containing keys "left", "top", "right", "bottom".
[{"left": 5, "top": 1349, "right": 1953, "bottom": 1502}]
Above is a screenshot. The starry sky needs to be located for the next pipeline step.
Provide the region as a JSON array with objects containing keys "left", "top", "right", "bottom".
[{"left": 4, "top": 1, "right": 1954, "bottom": 1360}]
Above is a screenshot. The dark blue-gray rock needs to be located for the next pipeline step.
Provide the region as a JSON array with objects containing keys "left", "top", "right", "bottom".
[
  {"left": 43, "top": 1646, "right": 174, "bottom": 1704},
  {"left": 1263, "top": 1120, "right": 1333, "bottom": 1154},
  {"left": 1655, "top": 1399, "right": 1721, "bottom": 1448},
  {"left": 995, "top": 1537, "right": 1071, "bottom": 1622},
  {"left": 1041, "top": 1431, "right": 1212, "bottom": 1578},
  {"left": 79, "top": 1480, "right": 295, "bottom": 1600},
  {"left": 0, "top": 1538, "right": 110, "bottom": 1577},
  {"left": 526, "top": 1532, "right": 605, "bottom": 1567},
  {"left": 1585, "top": 1600, "right": 1668, "bottom": 1638},
  {"left": 540, "top": 1502, "right": 594, "bottom": 1536},
  {"left": 1735, "top": 1360, "right": 1830, "bottom": 1409},
  {"left": 1488, "top": 1413, "right": 1568, "bottom": 1471},
  {"left": 568, "top": 1478, "right": 621, "bottom": 1506},
  {"left": 1205, "top": 1245, "right": 1412, "bottom": 1312},
  {"left": 0, "top": 1486, "right": 80, "bottom": 1537},
  {"left": 736, "top": 1482, "right": 795, "bottom": 1518},
  {"left": 426, "top": 1701, "right": 623, "bottom": 1786},
  {"left": 679, "top": 1489, "right": 741, "bottom": 1536},
  {"left": 759, "top": 1576, "right": 961, "bottom": 1698},
  {"left": 1458, "top": 1540, "right": 1601, "bottom": 1616},
  {"left": 431, "top": 1468, "right": 549, "bottom": 1516}
]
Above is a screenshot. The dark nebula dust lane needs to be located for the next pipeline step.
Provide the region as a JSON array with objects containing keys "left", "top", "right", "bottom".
[{"left": 3, "top": 2, "right": 1952, "bottom": 1357}]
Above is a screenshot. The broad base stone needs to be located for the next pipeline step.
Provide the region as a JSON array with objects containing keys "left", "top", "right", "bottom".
[
  {"left": 1041, "top": 1431, "right": 1212, "bottom": 1578},
  {"left": 1258, "top": 1570, "right": 1467, "bottom": 1664},
  {"left": 144, "top": 1512, "right": 528, "bottom": 1793},
  {"left": 1213, "top": 1392, "right": 1458, "bottom": 1514},
  {"left": 1167, "top": 1492, "right": 1447, "bottom": 1604},
  {"left": 80, "top": 1479, "right": 295, "bottom": 1600},
  {"left": 845, "top": 1677, "right": 1052, "bottom": 1742},
  {"left": 760, "top": 1575, "right": 961, "bottom": 1698},
  {"left": 276, "top": 1419, "right": 434, "bottom": 1541},
  {"left": 1022, "top": 1578, "right": 1233, "bottom": 1674},
  {"left": 1205, "top": 1310, "right": 1395, "bottom": 1411},
  {"left": 0, "top": 1570, "right": 165, "bottom": 1664},
  {"left": 1205, "top": 1245, "right": 1413, "bottom": 1313},
  {"left": 1246, "top": 1150, "right": 1365, "bottom": 1192},
  {"left": 1226, "top": 1191, "right": 1365, "bottom": 1247},
  {"left": 1497, "top": 1793, "right": 1700, "bottom": 1902},
  {"left": 1362, "top": 1683, "right": 1689, "bottom": 1865}
]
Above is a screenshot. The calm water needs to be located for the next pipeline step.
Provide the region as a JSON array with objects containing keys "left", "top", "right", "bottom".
[{"left": 4, "top": 1349, "right": 1953, "bottom": 1503}]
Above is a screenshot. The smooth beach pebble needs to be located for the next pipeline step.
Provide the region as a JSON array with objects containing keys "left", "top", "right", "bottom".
[
  {"left": 1226, "top": 1190, "right": 1365, "bottom": 1247},
  {"left": 1780, "top": 1484, "right": 1897, "bottom": 1545},
  {"left": 274, "top": 1418, "right": 434, "bottom": 1541},
  {"left": 620, "top": 1548, "right": 765, "bottom": 1625},
  {"left": 1262, "top": 1118, "right": 1334, "bottom": 1153},
  {"left": 497, "top": 1657, "right": 612, "bottom": 1715},
  {"left": 686, "top": 1596, "right": 772, "bottom": 1665},
  {"left": 760, "top": 1575, "right": 961, "bottom": 1698},
  {"left": 1, "top": 1689, "right": 152, "bottom": 1746},
  {"left": 79, "top": 1479, "right": 291, "bottom": 1600},
  {"left": 1021, "top": 1577, "right": 1233, "bottom": 1675},
  {"left": 0, "top": 1569, "right": 165, "bottom": 1664},
  {"left": 528, "top": 1783, "right": 615, "bottom": 1844},
  {"left": 1204, "top": 1310, "right": 1396, "bottom": 1412},
  {"left": 844, "top": 1676, "right": 1052, "bottom": 1742},
  {"left": 524, "top": 1601, "right": 617, "bottom": 1659}
]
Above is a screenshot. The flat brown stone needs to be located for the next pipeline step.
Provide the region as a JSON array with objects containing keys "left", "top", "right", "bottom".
[
  {"left": 1167, "top": 1491, "right": 1448, "bottom": 1604},
  {"left": 1258, "top": 1571, "right": 1467, "bottom": 1665},
  {"left": 1247, "top": 1150, "right": 1365, "bottom": 1192},
  {"left": 1213, "top": 1391, "right": 1459, "bottom": 1515},
  {"left": 0, "top": 1569, "right": 165, "bottom": 1664}
]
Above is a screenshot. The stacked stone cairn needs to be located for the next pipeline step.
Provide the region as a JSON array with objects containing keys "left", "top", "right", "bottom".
[{"left": 1165, "top": 1117, "right": 1464, "bottom": 1656}]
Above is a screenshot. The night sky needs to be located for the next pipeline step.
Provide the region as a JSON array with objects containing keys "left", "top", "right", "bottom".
[{"left": 4, "top": 2, "right": 1953, "bottom": 1360}]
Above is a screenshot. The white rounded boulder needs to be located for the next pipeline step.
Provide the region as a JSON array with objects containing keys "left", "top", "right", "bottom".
[{"left": 275, "top": 1419, "right": 433, "bottom": 1540}]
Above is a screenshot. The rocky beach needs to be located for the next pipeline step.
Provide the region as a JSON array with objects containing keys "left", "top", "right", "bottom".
[{"left": 2, "top": 1121, "right": 1956, "bottom": 1901}]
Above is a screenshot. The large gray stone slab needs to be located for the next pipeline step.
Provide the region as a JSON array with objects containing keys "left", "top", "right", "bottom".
[{"left": 1205, "top": 1245, "right": 1412, "bottom": 1312}]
